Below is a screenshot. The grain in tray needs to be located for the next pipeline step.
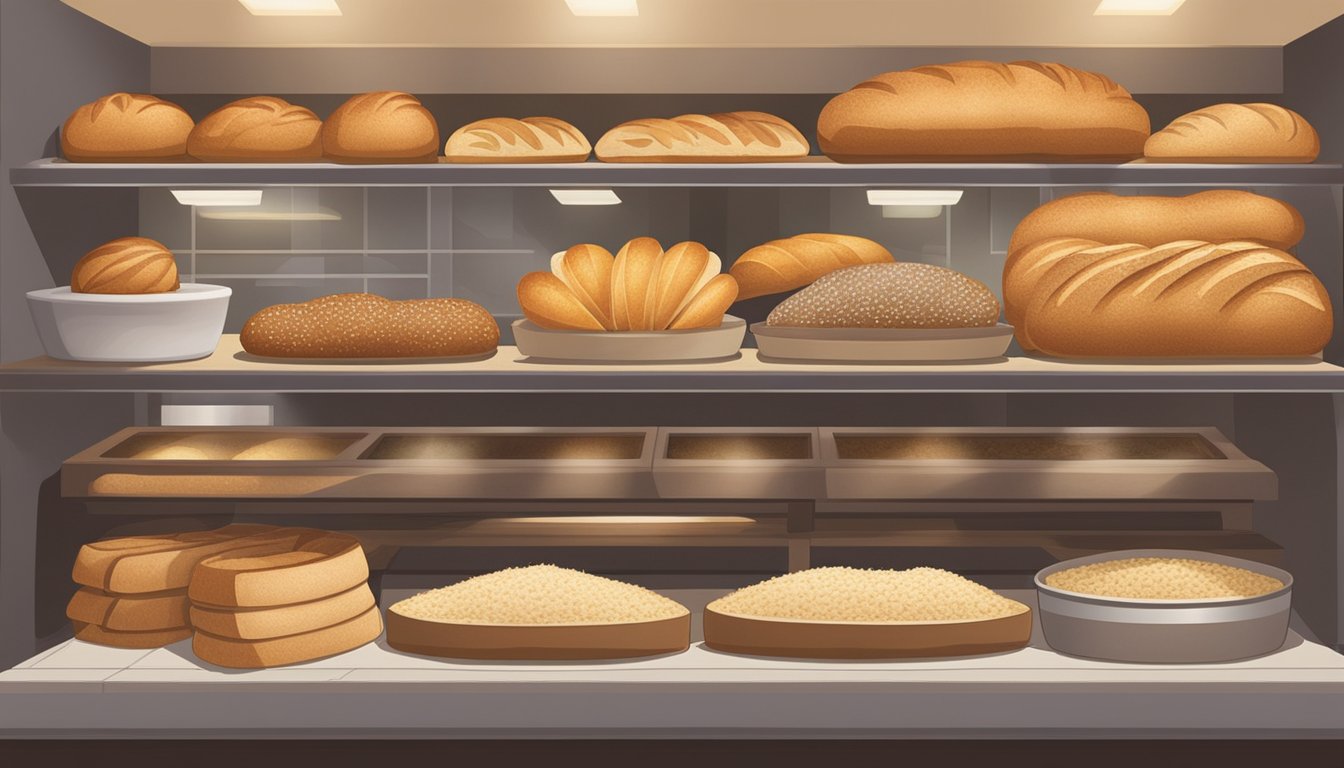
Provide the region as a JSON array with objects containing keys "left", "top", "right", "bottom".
[{"left": 1044, "top": 556, "right": 1284, "bottom": 600}]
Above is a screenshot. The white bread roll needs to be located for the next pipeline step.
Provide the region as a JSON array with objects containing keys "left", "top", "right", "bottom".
[
  {"left": 596, "top": 112, "right": 808, "bottom": 162},
  {"left": 1145, "top": 103, "right": 1320, "bottom": 163},
  {"left": 445, "top": 117, "right": 590, "bottom": 163}
]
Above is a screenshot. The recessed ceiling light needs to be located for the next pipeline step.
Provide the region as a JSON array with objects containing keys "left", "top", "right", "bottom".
[
  {"left": 866, "top": 190, "right": 964, "bottom": 207},
  {"left": 565, "top": 0, "right": 638, "bottom": 17},
  {"left": 171, "top": 189, "right": 264, "bottom": 206},
  {"left": 1095, "top": 0, "right": 1185, "bottom": 15},
  {"left": 550, "top": 189, "right": 622, "bottom": 206},
  {"left": 196, "top": 210, "right": 342, "bottom": 221},
  {"left": 238, "top": 0, "right": 341, "bottom": 16}
]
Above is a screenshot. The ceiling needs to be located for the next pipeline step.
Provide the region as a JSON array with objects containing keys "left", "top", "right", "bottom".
[{"left": 61, "top": 0, "right": 1344, "bottom": 48}]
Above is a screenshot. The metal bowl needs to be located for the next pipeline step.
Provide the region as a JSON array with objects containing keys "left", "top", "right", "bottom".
[{"left": 1035, "top": 549, "right": 1293, "bottom": 663}]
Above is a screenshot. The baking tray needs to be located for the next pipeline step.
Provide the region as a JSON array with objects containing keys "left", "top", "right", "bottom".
[
  {"left": 385, "top": 609, "right": 691, "bottom": 660},
  {"left": 702, "top": 604, "right": 1032, "bottom": 659},
  {"left": 652, "top": 427, "right": 822, "bottom": 499},
  {"left": 1034, "top": 549, "right": 1293, "bottom": 663},
  {"left": 752, "top": 323, "right": 1013, "bottom": 363},
  {"left": 513, "top": 317, "right": 746, "bottom": 363}
]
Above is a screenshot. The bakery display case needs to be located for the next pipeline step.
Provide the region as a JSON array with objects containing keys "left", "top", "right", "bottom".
[{"left": 2, "top": 0, "right": 1344, "bottom": 754}]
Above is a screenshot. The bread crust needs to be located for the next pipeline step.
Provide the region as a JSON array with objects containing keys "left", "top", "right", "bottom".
[
  {"left": 322, "top": 91, "right": 439, "bottom": 163},
  {"left": 817, "top": 61, "right": 1150, "bottom": 161},
  {"left": 765, "top": 263, "right": 1000, "bottom": 329},
  {"left": 192, "top": 606, "right": 382, "bottom": 668},
  {"left": 188, "top": 529, "right": 370, "bottom": 608},
  {"left": 70, "top": 237, "right": 179, "bottom": 295},
  {"left": 67, "top": 587, "right": 189, "bottom": 632},
  {"left": 188, "top": 96, "right": 322, "bottom": 161},
  {"left": 61, "top": 93, "right": 194, "bottom": 162},
  {"left": 596, "top": 111, "right": 808, "bottom": 162},
  {"left": 190, "top": 584, "right": 376, "bottom": 640},
  {"left": 73, "top": 622, "right": 192, "bottom": 649},
  {"left": 1145, "top": 103, "right": 1320, "bottom": 163},
  {"left": 71, "top": 524, "right": 282, "bottom": 594},
  {"left": 731, "top": 234, "right": 894, "bottom": 300},
  {"left": 445, "top": 116, "right": 590, "bottom": 163}
]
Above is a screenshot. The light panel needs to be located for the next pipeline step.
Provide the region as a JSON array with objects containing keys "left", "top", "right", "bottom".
[
  {"left": 550, "top": 189, "right": 623, "bottom": 206},
  {"left": 196, "top": 210, "right": 341, "bottom": 221},
  {"left": 565, "top": 0, "right": 639, "bottom": 17},
  {"left": 160, "top": 405, "right": 275, "bottom": 427},
  {"left": 866, "top": 189, "right": 964, "bottom": 207},
  {"left": 171, "top": 189, "right": 264, "bottom": 207},
  {"left": 238, "top": 0, "right": 341, "bottom": 15},
  {"left": 1095, "top": 0, "right": 1186, "bottom": 15}
]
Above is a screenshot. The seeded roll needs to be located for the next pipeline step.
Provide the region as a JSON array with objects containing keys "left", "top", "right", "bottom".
[{"left": 765, "top": 263, "right": 1000, "bottom": 329}]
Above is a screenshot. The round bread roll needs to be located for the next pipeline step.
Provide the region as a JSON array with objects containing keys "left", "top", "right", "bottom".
[
  {"left": 1145, "top": 103, "right": 1320, "bottom": 163},
  {"left": 71, "top": 237, "right": 179, "bottom": 294},
  {"left": 61, "top": 93, "right": 194, "bottom": 162},
  {"left": 766, "top": 263, "right": 1000, "bottom": 329},
  {"left": 188, "top": 96, "right": 322, "bottom": 161},
  {"left": 322, "top": 91, "right": 439, "bottom": 163}
]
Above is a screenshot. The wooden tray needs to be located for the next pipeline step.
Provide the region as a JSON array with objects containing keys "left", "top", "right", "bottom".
[
  {"left": 702, "top": 605, "right": 1032, "bottom": 659},
  {"left": 385, "top": 609, "right": 691, "bottom": 660}
]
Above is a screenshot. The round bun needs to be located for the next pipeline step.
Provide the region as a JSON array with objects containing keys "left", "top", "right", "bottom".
[
  {"left": 62, "top": 93, "right": 194, "bottom": 162},
  {"left": 1145, "top": 103, "right": 1319, "bottom": 163},
  {"left": 71, "top": 237, "right": 179, "bottom": 294},
  {"left": 188, "top": 96, "right": 322, "bottom": 161},
  {"left": 322, "top": 92, "right": 439, "bottom": 163},
  {"left": 766, "top": 263, "right": 1000, "bottom": 329}
]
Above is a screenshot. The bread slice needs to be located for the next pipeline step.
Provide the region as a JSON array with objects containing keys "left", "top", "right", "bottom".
[
  {"left": 73, "top": 621, "right": 192, "bottom": 649},
  {"left": 67, "top": 587, "right": 189, "bottom": 632},
  {"left": 189, "top": 584, "right": 376, "bottom": 640},
  {"left": 188, "top": 529, "right": 370, "bottom": 609},
  {"left": 71, "top": 524, "right": 283, "bottom": 594},
  {"left": 192, "top": 606, "right": 383, "bottom": 668}
]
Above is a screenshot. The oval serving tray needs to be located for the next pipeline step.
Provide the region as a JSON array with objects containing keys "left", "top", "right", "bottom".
[
  {"left": 751, "top": 322, "right": 1013, "bottom": 364},
  {"left": 513, "top": 316, "right": 746, "bottom": 363},
  {"left": 386, "top": 609, "right": 691, "bottom": 660}
]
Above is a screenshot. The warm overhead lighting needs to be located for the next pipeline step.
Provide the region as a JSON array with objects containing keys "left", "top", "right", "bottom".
[
  {"left": 565, "top": 0, "right": 638, "bottom": 16},
  {"left": 550, "top": 189, "right": 622, "bottom": 206},
  {"left": 160, "top": 405, "right": 275, "bottom": 427},
  {"left": 171, "top": 189, "right": 264, "bottom": 207},
  {"left": 866, "top": 190, "right": 964, "bottom": 207},
  {"left": 1095, "top": 0, "right": 1185, "bottom": 15},
  {"left": 196, "top": 210, "right": 342, "bottom": 221},
  {"left": 238, "top": 0, "right": 341, "bottom": 15}
]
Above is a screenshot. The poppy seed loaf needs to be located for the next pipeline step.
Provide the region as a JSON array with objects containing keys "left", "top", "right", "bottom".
[{"left": 765, "top": 263, "right": 1000, "bottom": 328}]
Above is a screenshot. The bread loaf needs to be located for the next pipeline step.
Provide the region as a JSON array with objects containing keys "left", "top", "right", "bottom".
[
  {"left": 730, "top": 234, "right": 894, "bottom": 300},
  {"left": 240, "top": 293, "right": 499, "bottom": 358},
  {"left": 62, "top": 93, "right": 194, "bottom": 162},
  {"left": 192, "top": 606, "right": 382, "bottom": 668},
  {"left": 1145, "top": 103, "right": 1320, "bottom": 163},
  {"left": 817, "top": 61, "right": 1150, "bottom": 161},
  {"left": 322, "top": 91, "right": 439, "bottom": 163},
  {"left": 596, "top": 111, "right": 808, "bottom": 162},
  {"left": 445, "top": 117, "right": 590, "bottom": 163},
  {"left": 66, "top": 587, "right": 190, "bottom": 632},
  {"left": 189, "top": 584, "right": 376, "bottom": 640},
  {"left": 71, "top": 237, "right": 179, "bottom": 294},
  {"left": 1007, "top": 191, "right": 1305, "bottom": 255},
  {"left": 71, "top": 524, "right": 282, "bottom": 595},
  {"left": 188, "top": 96, "right": 322, "bottom": 161},
  {"left": 1006, "top": 239, "right": 1333, "bottom": 357},
  {"left": 766, "top": 263, "right": 1000, "bottom": 329},
  {"left": 73, "top": 622, "right": 192, "bottom": 649},
  {"left": 188, "top": 529, "right": 369, "bottom": 608}
]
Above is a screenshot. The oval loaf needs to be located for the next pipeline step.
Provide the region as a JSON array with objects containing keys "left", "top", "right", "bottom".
[
  {"left": 62, "top": 92, "right": 194, "bottom": 162},
  {"left": 445, "top": 116, "right": 590, "bottom": 163},
  {"left": 731, "top": 234, "right": 894, "bottom": 300},
  {"left": 71, "top": 237, "right": 180, "bottom": 294},
  {"left": 596, "top": 112, "right": 808, "bottom": 162},
  {"left": 1145, "top": 103, "right": 1319, "bottom": 163},
  {"left": 322, "top": 91, "right": 439, "bottom": 163},
  {"left": 188, "top": 96, "right": 323, "bottom": 161}
]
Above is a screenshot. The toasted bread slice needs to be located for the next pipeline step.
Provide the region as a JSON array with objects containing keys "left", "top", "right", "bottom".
[
  {"left": 66, "top": 587, "right": 189, "bottom": 632},
  {"left": 71, "top": 524, "right": 284, "bottom": 594},
  {"left": 192, "top": 606, "right": 383, "bottom": 668},
  {"left": 189, "top": 584, "right": 375, "bottom": 640},
  {"left": 188, "top": 529, "right": 370, "bottom": 609}
]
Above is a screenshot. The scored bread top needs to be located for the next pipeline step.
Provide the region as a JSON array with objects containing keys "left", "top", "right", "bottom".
[
  {"left": 817, "top": 60, "right": 1150, "bottom": 160},
  {"left": 71, "top": 524, "right": 280, "bottom": 595},
  {"left": 187, "top": 96, "right": 322, "bottom": 161},
  {"left": 322, "top": 91, "right": 439, "bottom": 162},
  {"left": 71, "top": 236, "right": 179, "bottom": 294},
  {"left": 731, "top": 233, "right": 894, "bottom": 300},
  {"left": 445, "top": 116, "right": 591, "bottom": 163},
  {"left": 595, "top": 111, "right": 809, "bottom": 162},
  {"left": 1145, "top": 103, "right": 1320, "bottom": 163},
  {"left": 766, "top": 262, "right": 1000, "bottom": 329},
  {"left": 61, "top": 92, "right": 195, "bottom": 162}
]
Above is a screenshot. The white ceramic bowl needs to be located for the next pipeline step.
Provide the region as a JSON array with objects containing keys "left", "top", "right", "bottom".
[{"left": 27, "top": 284, "right": 231, "bottom": 362}]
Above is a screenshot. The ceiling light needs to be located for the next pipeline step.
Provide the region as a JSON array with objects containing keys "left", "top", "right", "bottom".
[
  {"left": 565, "top": 0, "right": 638, "bottom": 17},
  {"left": 550, "top": 189, "right": 622, "bottom": 206},
  {"left": 160, "top": 405, "right": 274, "bottom": 427},
  {"left": 867, "top": 189, "right": 963, "bottom": 207},
  {"left": 238, "top": 0, "right": 341, "bottom": 16},
  {"left": 1095, "top": 0, "right": 1185, "bottom": 15},
  {"left": 196, "top": 210, "right": 342, "bottom": 221},
  {"left": 171, "top": 189, "right": 264, "bottom": 206}
]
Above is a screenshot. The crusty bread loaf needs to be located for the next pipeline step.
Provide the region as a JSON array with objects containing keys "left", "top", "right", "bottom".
[
  {"left": 322, "top": 91, "right": 439, "bottom": 163},
  {"left": 817, "top": 61, "right": 1150, "bottom": 161},
  {"left": 73, "top": 621, "right": 192, "bottom": 649},
  {"left": 1007, "top": 191, "right": 1305, "bottom": 255},
  {"left": 66, "top": 587, "right": 189, "bottom": 632},
  {"left": 71, "top": 524, "right": 282, "bottom": 595},
  {"left": 71, "top": 237, "right": 179, "bottom": 294},
  {"left": 1145, "top": 103, "right": 1320, "bottom": 163},
  {"left": 445, "top": 117, "right": 590, "bottom": 163},
  {"left": 188, "top": 96, "right": 322, "bottom": 162},
  {"left": 189, "top": 584, "right": 375, "bottom": 640},
  {"left": 61, "top": 93, "right": 194, "bottom": 162},
  {"left": 240, "top": 293, "right": 499, "bottom": 358},
  {"left": 192, "top": 606, "right": 382, "bottom": 669},
  {"left": 188, "top": 529, "right": 370, "bottom": 609},
  {"left": 766, "top": 263, "right": 1000, "bottom": 329},
  {"left": 1006, "top": 239, "right": 1333, "bottom": 357},
  {"left": 518, "top": 239, "right": 738, "bottom": 331},
  {"left": 596, "top": 111, "right": 808, "bottom": 162},
  {"left": 730, "top": 234, "right": 894, "bottom": 300}
]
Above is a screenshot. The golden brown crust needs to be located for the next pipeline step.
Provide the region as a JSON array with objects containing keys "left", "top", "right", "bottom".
[
  {"left": 73, "top": 622, "right": 192, "bottom": 649},
  {"left": 189, "top": 584, "right": 376, "bottom": 640},
  {"left": 731, "top": 234, "right": 894, "bottom": 300},
  {"left": 817, "top": 61, "right": 1150, "bottom": 161},
  {"left": 611, "top": 237, "right": 664, "bottom": 330},
  {"left": 71, "top": 525, "right": 281, "bottom": 594},
  {"left": 188, "top": 96, "right": 322, "bottom": 161},
  {"left": 669, "top": 274, "right": 740, "bottom": 330},
  {"left": 766, "top": 263, "right": 1000, "bottom": 329},
  {"left": 70, "top": 237, "right": 179, "bottom": 294},
  {"left": 188, "top": 529, "right": 369, "bottom": 608},
  {"left": 596, "top": 111, "right": 809, "bottom": 162},
  {"left": 517, "top": 272, "right": 605, "bottom": 331},
  {"left": 61, "top": 93, "right": 194, "bottom": 162},
  {"left": 321, "top": 91, "right": 439, "bottom": 163},
  {"left": 66, "top": 587, "right": 189, "bottom": 632},
  {"left": 554, "top": 243, "right": 615, "bottom": 328},
  {"left": 192, "top": 605, "right": 382, "bottom": 668},
  {"left": 240, "top": 293, "right": 499, "bottom": 358},
  {"left": 445, "top": 116, "right": 590, "bottom": 163},
  {"left": 1145, "top": 103, "right": 1320, "bottom": 163}
]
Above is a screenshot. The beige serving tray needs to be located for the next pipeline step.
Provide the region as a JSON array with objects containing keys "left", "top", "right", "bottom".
[
  {"left": 385, "top": 609, "right": 692, "bottom": 660},
  {"left": 752, "top": 323, "right": 1014, "bottom": 364},
  {"left": 820, "top": 427, "right": 1276, "bottom": 501},
  {"left": 513, "top": 317, "right": 746, "bottom": 363},
  {"left": 651, "top": 427, "right": 822, "bottom": 500},
  {"left": 702, "top": 605, "right": 1032, "bottom": 659}
]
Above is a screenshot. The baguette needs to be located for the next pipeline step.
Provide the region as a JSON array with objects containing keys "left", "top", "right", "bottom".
[
  {"left": 1145, "top": 103, "right": 1319, "bottom": 163},
  {"left": 730, "top": 234, "right": 894, "bottom": 300},
  {"left": 188, "top": 529, "right": 370, "bottom": 609},
  {"left": 73, "top": 622, "right": 192, "bottom": 649},
  {"left": 61, "top": 93, "right": 194, "bottom": 162},
  {"left": 192, "top": 606, "right": 382, "bottom": 668},
  {"left": 596, "top": 111, "right": 808, "bottom": 162},
  {"left": 322, "top": 91, "right": 439, "bottom": 163},
  {"left": 445, "top": 117, "right": 590, "bottom": 163},
  {"left": 71, "top": 237, "right": 179, "bottom": 295},
  {"left": 188, "top": 96, "right": 322, "bottom": 162},
  {"left": 66, "top": 587, "right": 189, "bottom": 632},
  {"left": 71, "top": 524, "right": 282, "bottom": 594}
]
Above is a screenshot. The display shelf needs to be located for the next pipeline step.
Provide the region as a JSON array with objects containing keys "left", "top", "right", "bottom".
[
  {"left": 3, "top": 590, "right": 1341, "bottom": 738},
  {"left": 11, "top": 158, "right": 1344, "bottom": 188},
  {"left": 3, "top": 337, "right": 1344, "bottom": 393}
]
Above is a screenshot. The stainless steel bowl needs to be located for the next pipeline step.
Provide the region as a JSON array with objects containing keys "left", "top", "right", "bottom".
[{"left": 1035, "top": 549, "right": 1293, "bottom": 663}]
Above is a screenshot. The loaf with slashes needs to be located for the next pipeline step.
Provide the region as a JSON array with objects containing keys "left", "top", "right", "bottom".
[
  {"left": 444, "top": 116, "right": 590, "bottom": 163},
  {"left": 595, "top": 111, "right": 808, "bottom": 162}
]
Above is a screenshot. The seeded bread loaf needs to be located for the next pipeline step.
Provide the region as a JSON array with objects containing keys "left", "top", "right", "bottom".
[
  {"left": 445, "top": 117, "right": 590, "bottom": 163},
  {"left": 62, "top": 93, "right": 194, "bottom": 162},
  {"left": 596, "top": 111, "right": 808, "bottom": 162},
  {"left": 1145, "top": 103, "right": 1320, "bottom": 163},
  {"left": 322, "top": 91, "right": 439, "bottom": 163},
  {"left": 766, "top": 263, "right": 1000, "bottom": 329},
  {"left": 71, "top": 237, "right": 179, "bottom": 294},
  {"left": 730, "top": 234, "right": 894, "bottom": 300},
  {"left": 188, "top": 96, "right": 323, "bottom": 161}
]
